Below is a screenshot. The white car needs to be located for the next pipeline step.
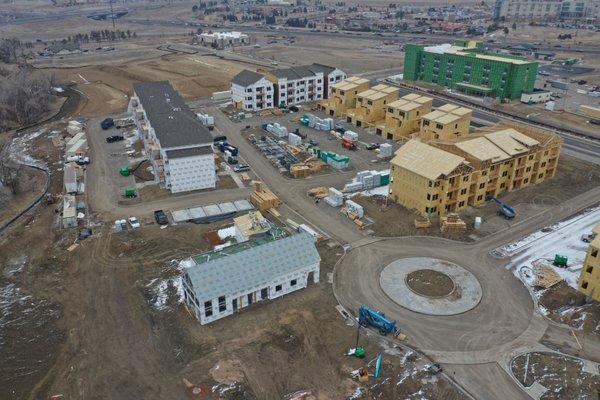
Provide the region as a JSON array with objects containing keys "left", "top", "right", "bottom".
[{"left": 127, "top": 217, "right": 141, "bottom": 229}]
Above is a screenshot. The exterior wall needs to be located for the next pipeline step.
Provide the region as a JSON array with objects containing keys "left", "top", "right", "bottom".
[
  {"left": 231, "top": 77, "right": 274, "bottom": 111},
  {"left": 271, "top": 73, "right": 325, "bottom": 108},
  {"left": 578, "top": 235, "right": 600, "bottom": 301},
  {"left": 521, "top": 91, "right": 551, "bottom": 103},
  {"left": 404, "top": 44, "right": 538, "bottom": 100},
  {"left": 163, "top": 152, "right": 216, "bottom": 193},
  {"left": 494, "top": 0, "right": 563, "bottom": 21},
  {"left": 378, "top": 102, "right": 432, "bottom": 141},
  {"left": 182, "top": 262, "right": 319, "bottom": 325},
  {"left": 320, "top": 80, "right": 370, "bottom": 117},
  {"left": 389, "top": 141, "right": 561, "bottom": 217},
  {"left": 346, "top": 92, "right": 399, "bottom": 128},
  {"left": 324, "top": 69, "right": 347, "bottom": 97},
  {"left": 420, "top": 114, "right": 471, "bottom": 141}
]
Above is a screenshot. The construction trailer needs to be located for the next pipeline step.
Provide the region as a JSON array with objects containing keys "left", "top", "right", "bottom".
[{"left": 181, "top": 232, "right": 320, "bottom": 325}]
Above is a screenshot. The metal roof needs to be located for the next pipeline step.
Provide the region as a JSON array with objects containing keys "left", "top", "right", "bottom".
[
  {"left": 391, "top": 139, "right": 467, "bottom": 181},
  {"left": 186, "top": 232, "right": 320, "bottom": 302},
  {"left": 231, "top": 70, "right": 266, "bottom": 87},
  {"left": 133, "top": 81, "right": 213, "bottom": 148},
  {"left": 165, "top": 146, "right": 213, "bottom": 159}
]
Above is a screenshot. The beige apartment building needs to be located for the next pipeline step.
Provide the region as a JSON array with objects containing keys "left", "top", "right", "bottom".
[
  {"left": 345, "top": 84, "right": 398, "bottom": 128},
  {"left": 389, "top": 126, "right": 562, "bottom": 216},
  {"left": 420, "top": 103, "right": 473, "bottom": 142},
  {"left": 376, "top": 93, "right": 433, "bottom": 141},
  {"left": 319, "top": 76, "right": 370, "bottom": 117},
  {"left": 578, "top": 224, "right": 600, "bottom": 301}
]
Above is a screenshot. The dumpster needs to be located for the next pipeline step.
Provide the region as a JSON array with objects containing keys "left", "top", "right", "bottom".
[
  {"left": 124, "top": 187, "right": 137, "bottom": 198},
  {"left": 119, "top": 166, "right": 130, "bottom": 176}
]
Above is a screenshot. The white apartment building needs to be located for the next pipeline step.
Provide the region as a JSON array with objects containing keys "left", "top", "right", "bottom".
[
  {"left": 130, "top": 81, "right": 216, "bottom": 193},
  {"left": 181, "top": 232, "right": 320, "bottom": 325},
  {"left": 198, "top": 31, "right": 250, "bottom": 48},
  {"left": 494, "top": 0, "right": 599, "bottom": 20},
  {"left": 267, "top": 64, "right": 347, "bottom": 107},
  {"left": 231, "top": 70, "right": 274, "bottom": 111}
]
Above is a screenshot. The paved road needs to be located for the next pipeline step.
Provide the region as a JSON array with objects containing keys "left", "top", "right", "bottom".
[{"left": 335, "top": 185, "right": 600, "bottom": 399}]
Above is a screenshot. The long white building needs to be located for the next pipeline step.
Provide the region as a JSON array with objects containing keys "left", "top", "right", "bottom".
[
  {"left": 230, "top": 70, "right": 275, "bottom": 111},
  {"left": 198, "top": 31, "right": 250, "bottom": 48},
  {"left": 130, "top": 81, "right": 216, "bottom": 193},
  {"left": 181, "top": 232, "right": 320, "bottom": 325},
  {"left": 230, "top": 64, "right": 346, "bottom": 111},
  {"left": 267, "top": 64, "right": 347, "bottom": 107}
]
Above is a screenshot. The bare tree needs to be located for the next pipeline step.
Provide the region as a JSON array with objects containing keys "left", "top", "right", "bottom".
[{"left": 0, "top": 159, "right": 21, "bottom": 195}]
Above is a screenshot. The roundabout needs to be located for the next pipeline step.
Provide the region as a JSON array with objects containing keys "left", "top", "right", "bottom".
[{"left": 379, "top": 257, "right": 482, "bottom": 316}]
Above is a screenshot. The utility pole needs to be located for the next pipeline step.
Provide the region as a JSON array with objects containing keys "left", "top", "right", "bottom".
[{"left": 110, "top": 0, "right": 116, "bottom": 29}]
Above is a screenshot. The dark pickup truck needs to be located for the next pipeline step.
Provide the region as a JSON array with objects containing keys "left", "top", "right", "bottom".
[{"left": 154, "top": 210, "right": 168, "bottom": 225}]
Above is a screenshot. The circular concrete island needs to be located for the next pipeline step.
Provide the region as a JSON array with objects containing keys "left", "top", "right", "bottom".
[{"left": 380, "top": 257, "right": 482, "bottom": 316}]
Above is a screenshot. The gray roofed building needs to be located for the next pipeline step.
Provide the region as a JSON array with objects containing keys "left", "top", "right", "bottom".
[
  {"left": 133, "top": 81, "right": 212, "bottom": 148},
  {"left": 231, "top": 70, "right": 265, "bottom": 86},
  {"left": 165, "top": 146, "right": 213, "bottom": 159},
  {"left": 269, "top": 63, "right": 336, "bottom": 80},
  {"left": 182, "top": 232, "right": 321, "bottom": 324}
]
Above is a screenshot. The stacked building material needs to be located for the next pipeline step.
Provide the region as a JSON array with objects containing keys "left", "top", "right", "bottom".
[
  {"left": 265, "top": 122, "right": 288, "bottom": 138},
  {"left": 342, "top": 130, "right": 359, "bottom": 142},
  {"left": 250, "top": 181, "right": 281, "bottom": 211},
  {"left": 324, "top": 187, "right": 344, "bottom": 207},
  {"left": 288, "top": 132, "right": 302, "bottom": 146},
  {"left": 290, "top": 164, "right": 311, "bottom": 178},
  {"left": 440, "top": 213, "right": 467, "bottom": 233},
  {"left": 379, "top": 143, "right": 393, "bottom": 157},
  {"left": 343, "top": 170, "right": 390, "bottom": 192},
  {"left": 345, "top": 199, "right": 364, "bottom": 218},
  {"left": 414, "top": 217, "right": 432, "bottom": 228}
]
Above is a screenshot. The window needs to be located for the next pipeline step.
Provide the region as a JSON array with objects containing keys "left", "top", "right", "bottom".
[
  {"left": 502, "top": 171, "right": 508, "bottom": 177},
  {"left": 436, "top": 123, "right": 443, "bottom": 130},
  {"left": 423, "top": 120, "right": 430, "bottom": 126},
  {"left": 582, "top": 281, "right": 589, "bottom": 289},
  {"left": 526, "top": 167, "right": 531, "bottom": 172},
  {"left": 587, "top": 265, "right": 594, "bottom": 274},
  {"left": 463, "top": 176, "right": 469, "bottom": 182},
  {"left": 261, "top": 288, "right": 268, "bottom": 299},
  {"left": 246, "top": 88, "right": 252, "bottom": 93},
  {"left": 432, "top": 194, "right": 438, "bottom": 200},
  {"left": 460, "top": 188, "right": 467, "bottom": 195},
  {"left": 500, "top": 182, "right": 506, "bottom": 189},
  {"left": 427, "top": 193, "right": 431, "bottom": 200},
  {"left": 218, "top": 296, "right": 226, "bottom": 312},
  {"left": 592, "top": 249, "right": 598, "bottom": 258},
  {"left": 459, "top": 201, "right": 465, "bottom": 207},
  {"left": 276, "top": 284, "right": 282, "bottom": 292},
  {"left": 541, "top": 162, "right": 546, "bottom": 167},
  {"left": 204, "top": 301, "right": 213, "bottom": 317},
  {"left": 529, "top": 155, "right": 534, "bottom": 160},
  {"left": 479, "top": 183, "right": 485, "bottom": 189},
  {"left": 477, "top": 195, "right": 483, "bottom": 201},
  {"left": 482, "top": 170, "right": 487, "bottom": 176},
  {"left": 290, "top": 279, "right": 297, "bottom": 286}
]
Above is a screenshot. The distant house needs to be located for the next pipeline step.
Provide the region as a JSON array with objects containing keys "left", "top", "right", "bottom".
[
  {"left": 198, "top": 31, "right": 249, "bottom": 48},
  {"left": 181, "top": 232, "right": 320, "bottom": 325},
  {"left": 40, "top": 42, "right": 81, "bottom": 56}
]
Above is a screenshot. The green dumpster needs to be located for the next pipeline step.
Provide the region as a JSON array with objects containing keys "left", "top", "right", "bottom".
[
  {"left": 119, "top": 166, "right": 130, "bottom": 176},
  {"left": 554, "top": 254, "right": 568, "bottom": 267},
  {"left": 124, "top": 187, "right": 136, "bottom": 198}
]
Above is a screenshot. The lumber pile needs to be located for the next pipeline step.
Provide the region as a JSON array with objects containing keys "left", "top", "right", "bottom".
[
  {"left": 290, "top": 164, "right": 311, "bottom": 178},
  {"left": 250, "top": 181, "right": 280, "bottom": 211},
  {"left": 440, "top": 213, "right": 466, "bottom": 233},
  {"left": 239, "top": 172, "right": 251, "bottom": 182},
  {"left": 532, "top": 260, "right": 562, "bottom": 288},
  {"left": 308, "top": 186, "right": 328, "bottom": 198},
  {"left": 414, "top": 217, "right": 431, "bottom": 229},
  {"left": 341, "top": 207, "right": 365, "bottom": 229}
]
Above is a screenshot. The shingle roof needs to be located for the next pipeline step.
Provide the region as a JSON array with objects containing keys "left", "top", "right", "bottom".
[
  {"left": 165, "top": 146, "right": 213, "bottom": 159},
  {"left": 270, "top": 63, "right": 336, "bottom": 80},
  {"left": 186, "top": 233, "right": 320, "bottom": 302},
  {"left": 133, "top": 81, "right": 212, "bottom": 148},
  {"left": 231, "top": 70, "right": 266, "bottom": 86},
  {"left": 391, "top": 139, "right": 467, "bottom": 181}
]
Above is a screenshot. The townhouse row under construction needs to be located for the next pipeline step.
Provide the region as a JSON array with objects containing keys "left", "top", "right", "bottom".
[{"left": 319, "top": 76, "right": 563, "bottom": 217}]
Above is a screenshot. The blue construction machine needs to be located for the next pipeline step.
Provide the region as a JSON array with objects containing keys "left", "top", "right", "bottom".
[
  {"left": 486, "top": 195, "right": 516, "bottom": 219},
  {"left": 358, "top": 305, "right": 399, "bottom": 336}
]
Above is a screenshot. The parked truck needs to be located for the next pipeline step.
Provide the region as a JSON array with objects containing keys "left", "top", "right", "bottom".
[{"left": 342, "top": 137, "right": 357, "bottom": 151}]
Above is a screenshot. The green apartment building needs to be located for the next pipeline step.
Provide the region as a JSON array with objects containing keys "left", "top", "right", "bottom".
[{"left": 404, "top": 39, "right": 538, "bottom": 100}]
